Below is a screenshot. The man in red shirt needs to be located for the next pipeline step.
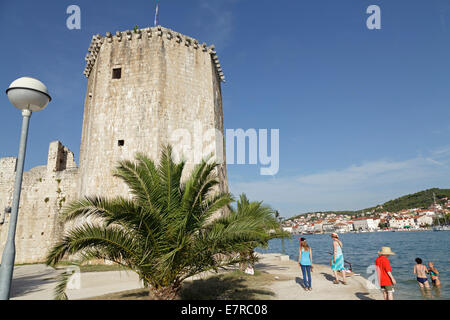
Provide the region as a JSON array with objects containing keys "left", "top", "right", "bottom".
[{"left": 375, "top": 247, "right": 397, "bottom": 300}]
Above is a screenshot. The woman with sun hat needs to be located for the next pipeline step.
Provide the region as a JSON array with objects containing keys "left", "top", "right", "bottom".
[{"left": 330, "top": 233, "right": 347, "bottom": 285}]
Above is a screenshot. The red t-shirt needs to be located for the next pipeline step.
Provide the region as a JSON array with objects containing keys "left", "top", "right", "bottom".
[{"left": 375, "top": 255, "right": 393, "bottom": 286}]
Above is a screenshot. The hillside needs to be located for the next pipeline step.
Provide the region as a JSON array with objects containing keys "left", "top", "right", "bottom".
[
  {"left": 287, "top": 188, "right": 450, "bottom": 221},
  {"left": 377, "top": 188, "right": 450, "bottom": 212}
]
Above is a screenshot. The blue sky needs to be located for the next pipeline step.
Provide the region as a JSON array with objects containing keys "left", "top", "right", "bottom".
[{"left": 1, "top": 0, "right": 450, "bottom": 217}]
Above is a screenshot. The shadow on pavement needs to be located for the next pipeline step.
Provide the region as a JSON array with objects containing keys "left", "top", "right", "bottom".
[
  {"left": 254, "top": 262, "right": 289, "bottom": 272},
  {"left": 320, "top": 272, "right": 336, "bottom": 283},
  {"left": 295, "top": 277, "right": 307, "bottom": 289},
  {"left": 180, "top": 275, "right": 275, "bottom": 300},
  {"left": 10, "top": 273, "right": 58, "bottom": 298},
  {"left": 355, "top": 292, "right": 376, "bottom": 300},
  {"left": 9, "top": 266, "right": 61, "bottom": 299}
]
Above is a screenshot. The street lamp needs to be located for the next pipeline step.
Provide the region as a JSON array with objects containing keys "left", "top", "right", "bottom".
[{"left": 0, "top": 77, "right": 51, "bottom": 300}]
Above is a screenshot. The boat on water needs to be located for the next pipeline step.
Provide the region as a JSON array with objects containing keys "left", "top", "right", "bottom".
[
  {"left": 432, "top": 213, "right": 449, "bottom": 231},
  {"left": 433, "top": 225, "right": 450, "bottom": 231}
]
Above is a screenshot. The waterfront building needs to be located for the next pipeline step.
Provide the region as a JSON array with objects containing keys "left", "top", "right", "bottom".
[
  {"left": 335, "top": 222, "right": 352, "bottom": 233},
  {"left": 388, "top": 217, "right": 416, "bottom": 229},
  {"left": 313, "top": 221, "right": 324, "bottom": 233},
  {"left": 322, "top": 223, "right": 336, "bottom": 233},
  {"left": 414, "top": 215, "right": 433, "bottom": 227},
  {"left": 352, "top": 217, "right": 379, "bottom": 232}
]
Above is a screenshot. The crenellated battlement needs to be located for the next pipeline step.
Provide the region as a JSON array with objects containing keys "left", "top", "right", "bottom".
[{"left": 83, "top": 26, "right": 225, "bottom": 82}]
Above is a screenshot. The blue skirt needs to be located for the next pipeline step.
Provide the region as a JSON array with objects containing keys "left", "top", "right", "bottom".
[{"left": 331, "top": 254, "right": 345, "bottom": 271}]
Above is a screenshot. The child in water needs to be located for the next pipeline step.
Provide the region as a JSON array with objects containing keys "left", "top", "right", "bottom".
[{"left": 428, "top": 262, "right": 441, "bottom": 287}]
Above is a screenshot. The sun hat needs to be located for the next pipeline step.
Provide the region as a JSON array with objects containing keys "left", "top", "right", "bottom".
[
  {"left": 378, "top": 246, "right": 395, "bottom": 255},
  {"left": 331, "top": 233, "right": 339, "bottom": 238}
]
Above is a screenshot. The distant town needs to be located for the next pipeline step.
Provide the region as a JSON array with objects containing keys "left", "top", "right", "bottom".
[{"left": 282, "top": 197, "right": 450, "bottom": 234}]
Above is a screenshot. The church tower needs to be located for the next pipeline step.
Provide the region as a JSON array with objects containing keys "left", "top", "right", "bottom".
[{"left": 78, "top": 26, "right": 228, "bottom": 199}]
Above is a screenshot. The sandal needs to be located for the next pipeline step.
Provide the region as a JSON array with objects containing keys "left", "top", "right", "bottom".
[
  {"left": 342, "top": 281, "right": 348, "bottom": 285},
  {"left": 333, "top": 280, "right": 339, "bottom": 284}
]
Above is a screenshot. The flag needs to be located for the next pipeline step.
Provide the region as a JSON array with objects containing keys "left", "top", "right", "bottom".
[{"left": 154, "top": 0, "right": 159, "bottom": 26}]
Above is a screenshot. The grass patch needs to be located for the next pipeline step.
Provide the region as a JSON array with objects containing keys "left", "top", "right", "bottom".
[
  {"left": 54, "top": 262, "right": 125, "bottom": 273},
  {"left": 78, "top": 264, "right": 126, "bottom": 273},
  {"left": 87, "top": 270, "right": 277, "bottom": 300},
  {"left": 15, "top": 261, "right": 126, "bottom": 273},
  {"left": 15, "top": 262, "right": 44, "bottom": 266}
]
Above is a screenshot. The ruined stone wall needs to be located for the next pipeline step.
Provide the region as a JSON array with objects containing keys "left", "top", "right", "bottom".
[
  {"left": 78, "top": 26, "right": 228, "bottom": 200},
  {"left": 0, "top": 141, "right": 78, "bottom": 264}
]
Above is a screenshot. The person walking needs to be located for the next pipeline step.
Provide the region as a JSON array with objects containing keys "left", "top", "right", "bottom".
[
  {"left": 330, "top": 233, "right": 346, "bottom": 285},
  {"left": 414, "top": 258, "right": 430, "bottom": 289},
  {"left": 375, "top": 246, "right": 397, "bottom": 300},
  {"left": 298, "top": 237, "right": 313, "bottom": 291}
]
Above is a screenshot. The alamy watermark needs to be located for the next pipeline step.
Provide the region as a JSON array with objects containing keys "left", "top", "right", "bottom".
[
  {"left": 66, "top": 5, "right": 81, "bottom": 30},
  {"left": 67, "top": 4, "right": 381, "bottom": 31},
  {"left": 365, "top": 264, "right": 381, "bottom": 290},
  {"left": 226, "top": 128, "right": 279, "bottom": 176},
  {"left": 168, "top": 121, "right": 279, "bottom": 176},
  {"left": 366, "top": 5, "right": 381, "bottom": 30}
]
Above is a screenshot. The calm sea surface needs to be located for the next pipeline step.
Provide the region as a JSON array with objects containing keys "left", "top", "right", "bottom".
[{"left": 255, "top": 231, "right": 449, "bottom": 300}]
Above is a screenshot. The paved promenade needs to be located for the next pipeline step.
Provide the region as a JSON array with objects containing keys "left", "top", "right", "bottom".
[
  {"left": 254, "top": 253, "right": 382, "bottom": 300},
  {"left": 9, "top": 253, "right": 382, "bottom": 300}
]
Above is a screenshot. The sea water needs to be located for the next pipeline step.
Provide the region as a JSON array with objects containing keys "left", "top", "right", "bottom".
[{"left": 255, "top": 230, "right": 449, "bottom": 300}]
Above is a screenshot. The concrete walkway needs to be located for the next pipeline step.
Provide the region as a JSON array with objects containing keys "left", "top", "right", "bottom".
[
  {"left": 10, "top": 265, "right": 142, "bottom": 300},
  {"left": 255, "top": 253, "right": 382, "bottom": 300},
  {"left": 10, "top": 264, "right": 63, "bottom": 300},
  {"left": 9, "top": 253, "right": 382, "bottom": 300}
]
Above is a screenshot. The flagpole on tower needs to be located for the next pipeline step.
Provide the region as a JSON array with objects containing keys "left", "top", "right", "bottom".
[{"left": 154, "top": 0, "right": 159, "bottom": 26}]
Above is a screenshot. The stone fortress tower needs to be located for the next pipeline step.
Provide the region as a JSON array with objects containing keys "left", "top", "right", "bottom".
[
  {"left": 79, "top": 26, "right": 228, "bottom": 198},
  {"left": 0, "top": 25, "right": 228, "bottom": 263}
]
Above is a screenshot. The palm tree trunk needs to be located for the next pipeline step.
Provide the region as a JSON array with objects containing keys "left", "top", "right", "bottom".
[
  {"left": 239, "top": 251, "right": 248, "bottom": 271},
  {"left": 149, "top": 283, "right": 182, "bottom": 300},
  {"left": 239, "top": 250, "right": 255, "bottom": 272}
]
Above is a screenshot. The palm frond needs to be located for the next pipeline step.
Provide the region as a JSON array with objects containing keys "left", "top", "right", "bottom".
[
  {"left": 46, "top": 223, "right": 141, "bottom": 266},
  {"left": 53, "top": 270, "right": 71, "bottom": 300}
]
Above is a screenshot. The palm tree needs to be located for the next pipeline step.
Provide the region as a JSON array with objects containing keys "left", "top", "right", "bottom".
[
  {"left": 223, "top": 194, "right": 288, "bottom": 272},
  {"left": 46, "top": 146, "right": 278, "bottom": 299}
]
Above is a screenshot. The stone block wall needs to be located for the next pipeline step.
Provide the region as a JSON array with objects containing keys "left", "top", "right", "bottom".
[{"left": 0, "top": 141, "right": 78, "bottom": 264}]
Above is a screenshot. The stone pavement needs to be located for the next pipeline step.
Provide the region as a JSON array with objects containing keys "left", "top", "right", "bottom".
[
  {"left": 10, "top": 264, "right": 142, "bottom": 300},
  {"left": 255, "top": 253, "right": 383, "bottom": 300},
  {"left": 9, "top": 253, "right": 383, "bottom": 300}
]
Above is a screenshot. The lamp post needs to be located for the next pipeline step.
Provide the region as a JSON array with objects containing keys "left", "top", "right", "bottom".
[{"left": 0, "top": 77, "right": 51, "bottom": 300}]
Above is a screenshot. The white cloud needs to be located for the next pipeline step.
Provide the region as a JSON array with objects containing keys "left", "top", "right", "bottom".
[
  {"left": 229, "top": 147, "right": 450, "bottom": 217},
  {"left": 432, "top": 144, "right": 450, "bottom": 157}
]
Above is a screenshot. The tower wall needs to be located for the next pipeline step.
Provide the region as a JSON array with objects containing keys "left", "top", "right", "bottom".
[
  {"left": 78, "top": 27, "right": 228, "bottom": 199},
  {"left": 0, "top": 142, "right": 78, "bottom": 263}
]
